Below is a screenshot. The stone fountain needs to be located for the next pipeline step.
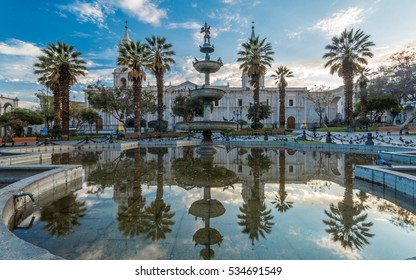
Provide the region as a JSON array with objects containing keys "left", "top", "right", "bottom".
[{"left": 176, "top": 22, "right": 237, "bottom": 156}]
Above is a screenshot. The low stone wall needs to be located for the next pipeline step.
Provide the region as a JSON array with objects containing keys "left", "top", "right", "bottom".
[
  {"left": 0, "top": 165, "right": 83, "bottom": 259},
  {"left": 355, "top": 165, "right": 416, "bottom": 197},
  {"left": 0, "top": 151, "right": 51, "bottom": 165}
]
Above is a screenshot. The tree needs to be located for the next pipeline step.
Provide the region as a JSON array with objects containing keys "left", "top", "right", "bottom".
[
  {"left": 145, "top": 35, "right": 176, "bottom": 131},
  {"left": 304, "top": 85, "right": 334, "bottom": 127},
  {"left": 246, "top": 103, "right": 271, "bottom": 129},
  {"left": 272, "top": 66, "right": 294, "bottom": 128},
  {"left": 0, "top": 109, "right": 44, "bottom": 136},
  {"left": 85, "top": 83, "right": 156, "bottom": 132},
  {"left": 118, "top": 40, "right": 150, "bottom": 134},
  {"left": 382, "top": 49, "right": 416, "bottom": 128},
  {"left": 366, "top": 78, "right": 401, "bottom": 123},
  {"left": 171, "top": 94, "right": 203, "bottom": 121},
  {"left": 356, "top": 67, "right": 370, "bottom": 117},
  {"left": 34, "top": 41, "right": 87, "bottom": 139},
  {"left": 237, "top": 27, "right": 274, "bottom": 129},
  {"left": 85, "top": 83, "right": 132, "bottom": 132},
  {"left": 80, "top": 108, "right": 99, "bottom": 133},
  {"left": 35, "top": 88, "right": 54, "bottom": 129},
  {"left": 323, "top": 29, "right": 375, "bottom": 130}
]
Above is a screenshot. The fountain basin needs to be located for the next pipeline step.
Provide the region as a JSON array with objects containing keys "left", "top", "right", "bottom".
[
  {"left": 190, "top": 87, "right": 225, "bottom": 101},
  {"left": 176, "top": 121, "right": 236, "bottom": 132},
  {"left": 193, "top": 60, "right": 222, "bottom": 74}
]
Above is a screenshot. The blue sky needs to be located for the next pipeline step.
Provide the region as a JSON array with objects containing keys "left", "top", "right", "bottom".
[{"left": 1, "top": 0, "right": 416, "bottom": 108}]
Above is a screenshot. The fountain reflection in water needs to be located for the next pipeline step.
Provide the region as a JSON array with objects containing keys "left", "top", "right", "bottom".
[{"left": 11, "top": 148, "right": 416, "bottom": 260}]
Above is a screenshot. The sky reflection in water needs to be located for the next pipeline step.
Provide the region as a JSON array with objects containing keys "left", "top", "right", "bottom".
[{"left": 13, "top": 147, "right": 416, "bottom": 260}]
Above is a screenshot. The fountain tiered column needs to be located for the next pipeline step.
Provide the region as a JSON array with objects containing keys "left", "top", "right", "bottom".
[{"left": 176, "top": 22, "right": 237, "bottom": 138}]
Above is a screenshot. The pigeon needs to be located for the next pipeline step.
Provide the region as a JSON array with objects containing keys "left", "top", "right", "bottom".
[{"left": 377, "top": 154, "right": 392, "bottom": 167}]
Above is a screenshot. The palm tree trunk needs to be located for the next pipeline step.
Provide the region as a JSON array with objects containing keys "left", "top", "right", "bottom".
[
  {"left": 252, "top": 74, "right": 260, "bottom": 128},
  {"left": 60, "top": 64, "right": 70, "bottom": 140},
  {"left": 156, "top": 72, "right": 164, "bottom": 123},
  {"left": 133, "top": 79, "right": 142, "bottom": 134},
  {"left": 279, "top": 87, "right": 286, "bottom": 129},
  {"left": 343, "top": 64, "right": 354, "bottom": 130},
  {"left": 52, "top": 87, "right": 61, "bottom": 129}
]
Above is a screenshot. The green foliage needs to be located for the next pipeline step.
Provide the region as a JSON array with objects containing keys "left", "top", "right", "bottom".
[
  {"left": 80, "top": 108, "right": 99, "bottom": 132},
  {"left": 171, "top": 94, "right": 203, "bottom": 120},
  {"left": 148, "top": 120, "right": 168, "bottom": 132},
  {"left": 0, "top": 108, "right": 44, "bottom": 136},
  {"left": 35, "top": 89, "right": 54, "bottom": 127},
  {"left": 247, "top": 103, "right": 271, "bottom": 129}
]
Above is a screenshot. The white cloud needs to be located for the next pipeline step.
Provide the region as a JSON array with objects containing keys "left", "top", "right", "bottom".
[
  {"left": 59, "top": 1, "right": 111, "bottom": 28},
  {"left": 288, "top": 32, "right": 302, "bottom": 40},
  {"left": 311, "top": 7, "right": 365, "bottom": 37},
  {"left": 167, "top": 21, "right": 201, "bottom": 30},
  {"left": 117, "top": 0, "right": 167, "bottom": 26},
  {"left": 0, "top": 39, "right": 42, "bottom": 56},
  {"left": 0, "top": 56, "right": 39, "bottom": 83}
]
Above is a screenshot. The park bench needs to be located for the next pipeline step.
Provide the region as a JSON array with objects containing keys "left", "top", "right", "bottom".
[
  {"left": 11, "top": 137, "right": 38, "bottom": 146},
  {"left": 167, "top": 132, "right": 181, "bottom": 138},
  {"left": 235, "top": 129, "right": 250, "bottom": 135},
  {"left": 271, "top": 128, "right": 286, "bottom": 135},
  {"left": 124, "top": 132, "right": 140, "bottom": 139},
  {"left": 253, "top": 129, "right": 266, "bottom": 135}
]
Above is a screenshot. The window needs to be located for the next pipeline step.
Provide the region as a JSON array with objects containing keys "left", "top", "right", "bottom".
[
  {"left": 238, "top": 99, "right": 243, "bottom": 107},
  {"left": 266, "top": 99, "right": 269, "bottom": 105},
  {"left": 214, "top": 100, "right": 219, "bottom": 106},
  {"left": 289, "top": 99, "right": 294, "bottom": 107},
  {"left": 289, "top": 165, "right": 294, "bottom": 173}
]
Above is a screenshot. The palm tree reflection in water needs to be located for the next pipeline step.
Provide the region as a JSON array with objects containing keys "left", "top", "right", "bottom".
[
  {"left": 238, "top": 148, "right": 274, "bottom": 247},
  {"left": 272, "top": 149, "right": 294, "bottom": 213},
  {"left": 41, "top": 193, "right": 87, "bottom": 237},
  {"left": 323, "top": 154, "right": 374, "bottom": 250}
]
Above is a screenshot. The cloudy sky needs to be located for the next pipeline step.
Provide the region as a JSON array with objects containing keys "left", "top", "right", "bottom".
[{"left": 1, "top": 0, "right": 416, "bottom": 108}]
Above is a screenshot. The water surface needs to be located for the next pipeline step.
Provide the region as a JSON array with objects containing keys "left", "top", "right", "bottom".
[{"left": 13, "top": 146, "right": 416, "bottom": 260}]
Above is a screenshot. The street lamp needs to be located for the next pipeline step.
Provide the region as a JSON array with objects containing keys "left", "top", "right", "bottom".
[{"left": 233, "top": 108, "right": 242, "bottom": 130}]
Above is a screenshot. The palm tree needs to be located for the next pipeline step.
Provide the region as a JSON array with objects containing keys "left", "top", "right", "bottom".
[
  {"left": 237, "top": 26, "right": 274, "bottom": 129},
  {"left": 34, "top": 41, "right": 87, "bottom": 138},
  {"left": 272, "top": 66, "right": 294, "bottom": 129},
  {"left": 323, "top": 29, "right": 375, "bottom": 130},
  {"left": 145, "top": 35, "right": 176, "bottom": 131},
  {"left": 118, "top": 40, "right": 149, "bottom": 134},
  {"left": 356, "top": 67, "right": 370, "bottom": 117}
]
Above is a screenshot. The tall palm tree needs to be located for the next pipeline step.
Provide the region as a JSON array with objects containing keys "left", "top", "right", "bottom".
[
  {"left": 323, "top": 29, "right": 375, "bottom": 130},
  {"left": 145, "top": 35, "right": 176, "bottom": 131},
  {"left": 118, "top": 40, "right": 149, "bottom": 134},
  {"left": 356, "top": 67, "right": 370, "bottom": 117},
  {"left": 34, "top": 41, "right": 87, "bottom": 138},
  {"left": 237, "top": 26, "right": 274, "bottom": 129},
  {"left": 272, "top": 66, "right": 294, "bottom": 129}
]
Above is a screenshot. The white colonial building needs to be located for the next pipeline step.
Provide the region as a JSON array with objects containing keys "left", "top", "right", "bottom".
[{"left": 97, "top": 25, "right": 345, "bottom": 132}]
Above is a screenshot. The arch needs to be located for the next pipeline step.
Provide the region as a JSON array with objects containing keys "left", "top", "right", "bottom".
[
  {"left": 287, "top": 116, "right": 295, "bottom": 129},
  {"left": 328, "top": 96, "right": 342, "bottom": 122},
  {"left": 3, "top": 103, "right": 13, "bottom": 113},
  {"left": 120, "top": 78, "right": 127, "bottom": 89}
]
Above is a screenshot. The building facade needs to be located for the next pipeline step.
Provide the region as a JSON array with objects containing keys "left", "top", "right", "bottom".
[{"left": 97, "top": 25, "right": 344, "bottom": 132}]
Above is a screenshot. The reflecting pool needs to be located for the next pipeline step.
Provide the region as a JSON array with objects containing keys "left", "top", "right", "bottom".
[{"left": 12, "top": 146, "right": 416, "bottom": 260}]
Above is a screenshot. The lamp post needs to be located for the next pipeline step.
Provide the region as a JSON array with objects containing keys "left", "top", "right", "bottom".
[{"left": 233, "top": 108, "right": 242, "bottom": 130}]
